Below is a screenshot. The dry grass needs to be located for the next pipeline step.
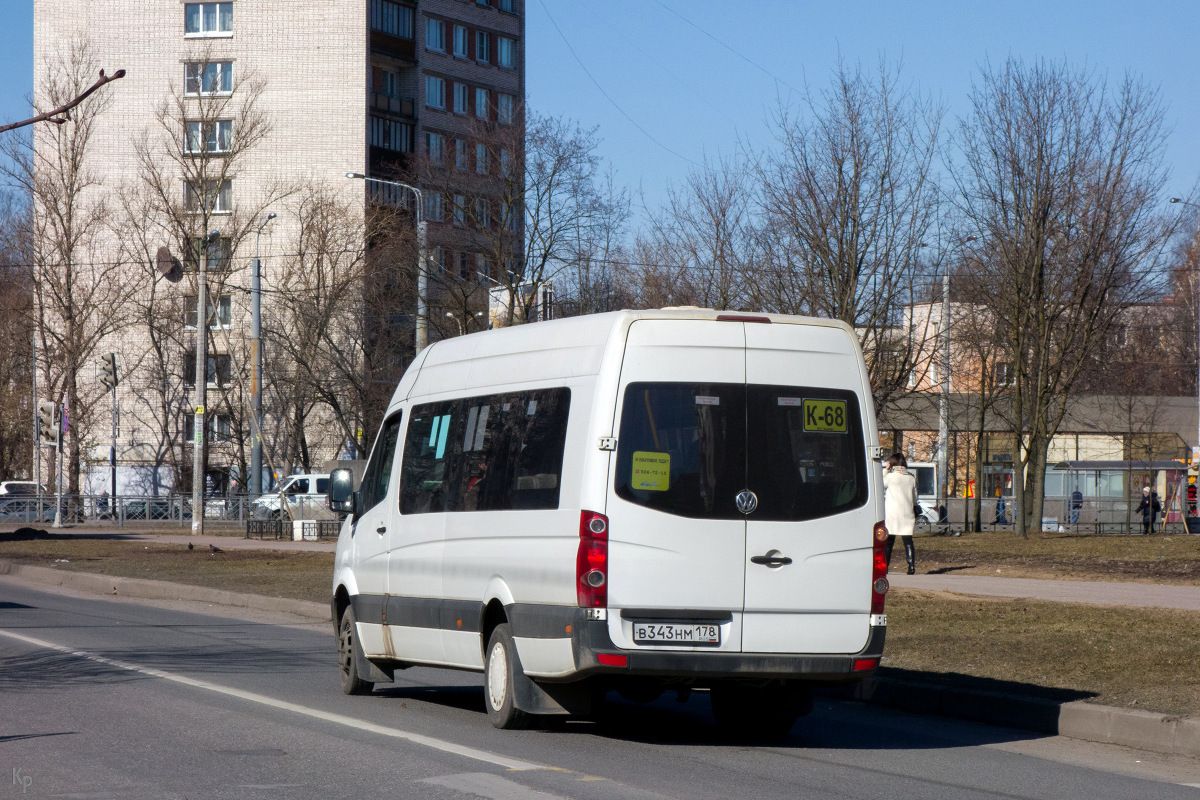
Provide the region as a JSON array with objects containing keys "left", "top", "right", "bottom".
[
  {"left": 0, "top": 537, "right": 333, "bottom": 602},
  {"left": 914, "top": 529, "right": 1200, "bottom": 584},
  {"left": 884, "top": 588, "right": 1200, "bottom": 716}
]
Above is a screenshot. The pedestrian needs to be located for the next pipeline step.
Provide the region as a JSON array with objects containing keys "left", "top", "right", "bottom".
[
  {"left": 1135, "top": 487, "right": 1161, "bottom": 535},
  {"left": 883, "top": 452, "right": 918, "bottom": 575},
  {"left": 1070, "top": 489, "right": 1083, "bottom": 525}
]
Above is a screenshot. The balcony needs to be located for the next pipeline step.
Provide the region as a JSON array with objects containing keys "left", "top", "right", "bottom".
[
  {"left": 371, "top": 92, "right": 415, "bottom": 118},
  {"left": 371, "top": 29, "right": 416, "bottom": 62}
]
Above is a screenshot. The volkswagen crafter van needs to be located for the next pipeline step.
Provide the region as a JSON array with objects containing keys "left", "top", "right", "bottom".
[{"left": 328, "top": 309, "right": 889, "bottom": 734}]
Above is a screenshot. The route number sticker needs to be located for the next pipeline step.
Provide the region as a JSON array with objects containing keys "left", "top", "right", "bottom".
[{"left": 802, "top": 399, "right": 848, "bottom": 433}]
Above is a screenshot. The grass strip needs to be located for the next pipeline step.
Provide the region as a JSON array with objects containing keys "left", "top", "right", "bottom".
[{"left": 884, "top": 588, "right": 1200, "bottom": 717}]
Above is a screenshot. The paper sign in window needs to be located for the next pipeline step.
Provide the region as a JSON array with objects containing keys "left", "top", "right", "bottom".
[
  {"left": 631, "top": 451, "right": 671, "bottom": 491},
  {"left": 694, "top": 396, "right": 720, "bottom": 406},
  {"left": 802, "top": 399, "right": 848, "bottom": 433}
]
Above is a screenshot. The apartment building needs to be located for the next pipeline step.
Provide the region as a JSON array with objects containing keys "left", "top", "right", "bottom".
[{"left": 31, "top": 0, "right": 525, "bottom": 496}]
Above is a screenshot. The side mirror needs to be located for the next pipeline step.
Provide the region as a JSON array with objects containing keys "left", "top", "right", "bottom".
[{"left": 328, "top": 469, "right": 355, "bottom": 515}]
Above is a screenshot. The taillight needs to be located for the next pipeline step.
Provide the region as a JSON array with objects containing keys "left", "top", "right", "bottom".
[
  {"left": 577, "top": 510, "right": 609, "bottom": 608},
  {"left": 871, "top": 520, "right": 889, "bottom": 614}
]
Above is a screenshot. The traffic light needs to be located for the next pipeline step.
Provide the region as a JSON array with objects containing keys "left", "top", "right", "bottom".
[
  {"left": 100, "top": 353, "right": 118, "bottom": 391},
  {"left": 37, "top": 401, "right": 58, "bottom": 445}
]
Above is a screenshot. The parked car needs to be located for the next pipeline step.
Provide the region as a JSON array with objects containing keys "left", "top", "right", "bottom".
[
  {"left": 0, "top": 481, "right": 48, "bottom": 496},
  {"left": 330, "top": 309, "right": 887, "bottom": 735},
  {"left": 123, "top": 498, "right": 189, "bottom": 521},
  {"left": 0, "top": 497, "right": 55, "bottom": 522},
  {"left": 252, "top": 474, "right": 330, "bottom": 519}
]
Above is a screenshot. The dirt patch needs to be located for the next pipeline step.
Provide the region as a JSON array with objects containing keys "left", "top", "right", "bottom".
[
  {"left": 884, "top": 588, "right": 1200, "bottom": 717},
  {"left": 0, "top": 537, "right": 333, "bottom": 602},
  {"left": 913, "top": 529, "right": 1200, "bottom": 584}
]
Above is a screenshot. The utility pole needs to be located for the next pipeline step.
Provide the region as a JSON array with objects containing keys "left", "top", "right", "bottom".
[
  {"left": 100, "top": 353, "right": 119, "bottom": 514},
  {"left": 32, "top": 330, "right": 39, "bottom": 510},
  {"left": 251, "top": 212, "right": 275, "bottom": 498},
  {"left": 53, "top": 396, "right": 65, "bottom": 529},
  {"left": 192, "top": 231, "right": 217, "bottom": 535},
  {"left": 937, "top": 273, "right": 951, "bottom": 520}
]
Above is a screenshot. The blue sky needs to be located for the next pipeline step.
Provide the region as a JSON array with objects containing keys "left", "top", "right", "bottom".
[{"left": 3, "top": 1, "right": 1197, "bottom": 220}]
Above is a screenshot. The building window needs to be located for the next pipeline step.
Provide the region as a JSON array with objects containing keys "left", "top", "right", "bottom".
[
  {"left": 432, "top": 246, "right": 446, "bottom": 275},
  {"left": 453, "top": 82, "right": 468, "bottom": 114},
  {"left": 458, "top": 251, "right": 471, "bottom": 280},
  {"left": 184, "top": 295, "right": 232, "bottom": 329},
  {"left": 426, "top": 131, "right": 445, "bottom": 163},
  {"left": 455, "top": 139, "right": 469, "bottom": 171},
  {"left": 475, "top": 31, "right": 490, "bottom": 63},
  {"left": 453, "top": 193, "right": 466, "bottom": 226},
  {"left": 371, "top": 0, "right": 414, "bottom": 39},
  {"left": 475, "top": 143, "right": 488, "bottom": 174},
  {"left": 425, "top": 17, "right": 445, "bottom": 51},
  {"left": 184, "top": 353, "right": 232, "bottom": 388},
  {"left": 475, "top": 87, "right": 489, "bottom": 119},
  {"left": 476, "top": 0, "right": 490, "bottom": 6},
  {"left": 185, "top": 2, "right": 232, "bottom": 36},
  {"left": 185, "top": 61, "right": 232, "bottom": 96},
  {"left": 185, "top": 412, "right": 233, "bottom": 443},
  {"left": 378, "top": 67, "right": 399, "bottom": 96},
  {"left": 503, "top": 200, "right": 518, "bottom": 231},
  {"left": 424, "top": 192, "right": 444, "bottom": 222},
  {"left": 497, "top": 93, "right": 514, "bottom": 124},
  {"left": 187, "top": 236, "right": 232, "bottom": 272},
  {"left": 184, "top": 180, "right": 233, "bottom": 214},
  {"left": 994, "top": 362, "right": 1014, "bottom": 386},
  {"left": 184, "top": 120, "right": 232, "bottom": 155},
  {"left": 370, "top": 116, "right": 413, "bottom": 152},
  {"left": 453, "top": 25, "right": 469, "bottom": 58},
  {"left": 474, "top": 197, "right": 490, "bottom": 228},
  {"left": 425, "top": 76, "right": 445, "bottom": 109},
  {"left": 475, "top": 253, "right": 492, "bottom": 281},
  {"left": 498, "top": 36, "right": 516, "bottom": 69},
  {"left": 500, "top": 148, "right": 512, "bottom": 177},
  {"left": 498, "top": 0, "right": 515, "bottom": 12}
]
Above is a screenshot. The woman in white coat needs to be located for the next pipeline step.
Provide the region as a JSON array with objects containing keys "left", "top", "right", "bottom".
[{"left": 883, "top": 452, "right": 918, "bottom": 575}]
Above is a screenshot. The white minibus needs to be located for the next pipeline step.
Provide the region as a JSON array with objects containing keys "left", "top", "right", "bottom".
[{"left": 329, "top": 309, "right": 889, "bottom": 735}]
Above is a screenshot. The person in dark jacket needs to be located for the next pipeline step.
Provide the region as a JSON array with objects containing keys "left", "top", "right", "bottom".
[{"left": 1135, "top": 487, "right": 1161, "bottom": 535}]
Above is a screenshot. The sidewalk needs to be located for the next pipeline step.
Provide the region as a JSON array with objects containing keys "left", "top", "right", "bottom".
[
  {"left": 890, "top": 573, "right": 1200, "bottom": 611},
  {"left": 2, "top": 526, "right": 337, "bottom": 553}
]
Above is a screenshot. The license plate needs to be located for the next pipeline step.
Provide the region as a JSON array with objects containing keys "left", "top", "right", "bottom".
[{"left": 632, "top": 622, "right": 721, "bottom": 646}]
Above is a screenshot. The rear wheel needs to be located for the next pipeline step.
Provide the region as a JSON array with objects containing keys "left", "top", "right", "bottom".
[
  {"left": 338, "top": 605, "right": 374, "bottom": 696},
  {"left": 484, "top": 624, "right": 531, "bottom": 729},
  {"left": 710, "top": 682, "right": 811, "bottom": 740}
]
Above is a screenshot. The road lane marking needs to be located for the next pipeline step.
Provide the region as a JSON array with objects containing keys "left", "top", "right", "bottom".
[
  {"left": 0, "top": 628, "right": 545, "bottom": 772},
  {"left": 421, "top": 773, "right": 566, "bottom": 799}
]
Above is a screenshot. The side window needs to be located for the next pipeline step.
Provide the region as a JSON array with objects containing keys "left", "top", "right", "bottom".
[
  {"left": 360, "top": 413, "right": 403, "bottom": 513},
  {"left": 400, "top": 402, "right": 459, "bottom": 514}
]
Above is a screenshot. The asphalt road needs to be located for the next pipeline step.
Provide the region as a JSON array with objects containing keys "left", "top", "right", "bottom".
[{"left": 2, "top": 582, "right": 1199, "bottom": 800}]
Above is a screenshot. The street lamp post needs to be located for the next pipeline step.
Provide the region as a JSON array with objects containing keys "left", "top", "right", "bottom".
[
  {"left": 192, "top": 229, "right": 219, "bottom": 535},
  {"left": 1169, "top": 197, "right": 1200, "bottom": 468},
  {"left": 250, "top": 212, "right": 276, "bottom": 498},
  {"left": 345, "top": 172, "right": 429, "bottom": 352}
]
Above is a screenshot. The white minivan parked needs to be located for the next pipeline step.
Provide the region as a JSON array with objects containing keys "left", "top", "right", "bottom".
[{"left": 329, "top": 309, "right": 889, "bottom": 734}]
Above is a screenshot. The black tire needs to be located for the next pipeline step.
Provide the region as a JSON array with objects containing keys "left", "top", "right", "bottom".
[
  {"left": 483, "top": 624, "right": 531, "bottom": 730},
  {"left": 338, "top": 605, "right": 374, "bottom": 696},
  {"left": 710, "top": 682, "right": 811, "bottom": 740}
]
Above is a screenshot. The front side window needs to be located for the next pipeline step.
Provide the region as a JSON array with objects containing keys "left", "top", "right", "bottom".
[
  {"left": 453, "top": 25, "right": 469, "bottom": 58},
  {"left": 360, "top": 413, "right": 403, "bottom": 513},
  {"left": 185, "top": 120, "right": 232, "bottom": 155},
  {"left": 425, "top": 76, "right": 445, "bottom": 109},
  {"left": 185, "top": 61, "right": 232, "bottom": 96},
  {"left": 475, "top": 87, "right": 489, "bottom": 119},
  {"left": 497, "top": 36, "right": 515, "bottom": 68},
  {"left": 425, "top": 17, "right": 445, "bottom": 51},
  {"left": 615, "top": 382, "right": 866, "bottom": 521},
  {"left": 185, "top": 3, "right": 233, "bottom": 35}
]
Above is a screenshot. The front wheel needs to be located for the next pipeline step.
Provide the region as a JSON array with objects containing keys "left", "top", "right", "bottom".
[
  {"left": 338, "top": 605, "right": 374, "bottom": 696},
  {"left": 484, "top": 624, "right": 531, "bottom": 729}
]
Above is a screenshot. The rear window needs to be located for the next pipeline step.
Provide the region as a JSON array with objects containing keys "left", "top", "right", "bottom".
[{"left": 615, "top": 382, "right": 867, "bottom": 521}]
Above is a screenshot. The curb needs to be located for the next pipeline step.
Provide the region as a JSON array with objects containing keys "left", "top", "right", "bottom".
[
  {"left": 833, "top": 675, "right": 1200, "bottom": 759},
  {"left": 0, "top": 561, "right": 330, "bottom": 623},
  {"left": 2, "top": 560, "right": 1197, "bottom": 758}
]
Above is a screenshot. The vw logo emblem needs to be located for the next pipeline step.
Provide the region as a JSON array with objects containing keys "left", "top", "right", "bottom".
[{"left": 735, "top": 490, "right": 758, "bottom": 515}]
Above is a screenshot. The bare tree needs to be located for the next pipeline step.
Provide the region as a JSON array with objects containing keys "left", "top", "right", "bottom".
[
  {"left": 752, "top": 58, "right": 946, "bottom": 411},
  {"left": 952, "top": 58, "right": 1178, "bottom": 536},
  {"left": 0, "top": 197, "right": 35, "bottom": 481},
  {"left": 1, "top": 40, "right": 135, "bottom": 495}
]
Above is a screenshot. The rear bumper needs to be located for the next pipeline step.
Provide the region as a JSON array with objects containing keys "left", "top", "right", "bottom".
[{"left": 509, "top": 604, "right": 885, "bottom": 684}]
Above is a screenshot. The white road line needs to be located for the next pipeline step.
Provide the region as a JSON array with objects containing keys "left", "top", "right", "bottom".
[
  {"left": 421, "top": 772, "right": 567, "bottom": 799},
  {"left": 0, "top": 628, "right": 545, "bottom": 772}
]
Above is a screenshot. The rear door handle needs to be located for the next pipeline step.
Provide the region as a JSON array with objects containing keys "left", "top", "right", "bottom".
[
  {"left": 376, "top": 526, "right": 387, "bottom": 535},
  {"left": 750, "top": 555, "right": 792, "bottom": 567}
]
